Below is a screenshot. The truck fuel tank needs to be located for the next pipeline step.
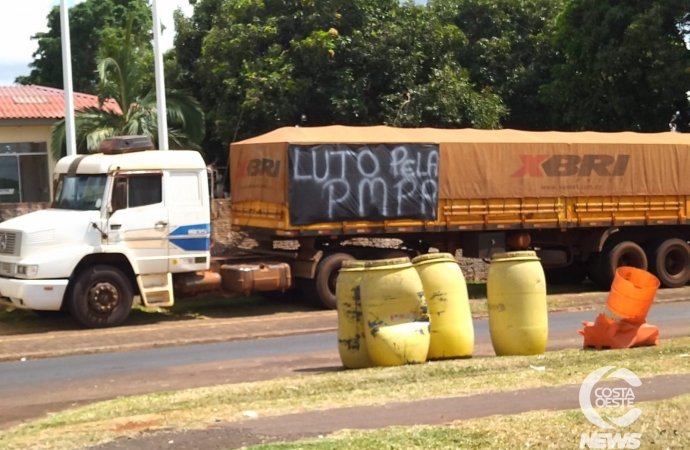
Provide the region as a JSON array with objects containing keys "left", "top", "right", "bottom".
[
  {"left": 173, "top": 271, "right": 222, "bottom": 297},
  {"left": 220, "top": 262, "right": 292, "bottom": 297}
]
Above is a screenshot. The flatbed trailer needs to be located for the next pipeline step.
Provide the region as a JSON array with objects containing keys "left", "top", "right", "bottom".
[{"left": 228, "top": 125, "right": 690, "bottom": 307}]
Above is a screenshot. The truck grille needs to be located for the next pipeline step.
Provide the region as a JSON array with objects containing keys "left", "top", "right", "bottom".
[
  {"left": 0, "top": 231, "right": 19, "bottom": 256},
  {"left": 0, "top": 262, "right": 13, "bottom": 276}
]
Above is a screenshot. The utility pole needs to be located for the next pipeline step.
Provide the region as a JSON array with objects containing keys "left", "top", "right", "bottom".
[
  {"left": 151, "top": 0, "right": 169, "bottom": 150},
  {"left": 59, "top": 0, "right": 76, "bottom": 156}
]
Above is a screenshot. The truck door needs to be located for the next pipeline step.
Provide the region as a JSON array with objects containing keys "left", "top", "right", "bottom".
[
  {"left": 165, "top": 170, "right": 211, "bottom": 273},
  {"left": 107, "top": 170, "right": 169, "bottom": 274}
]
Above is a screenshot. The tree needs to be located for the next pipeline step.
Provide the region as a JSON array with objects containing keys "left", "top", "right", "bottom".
[
  {"left": 166, "top": 0, "right": 227, "bottom": 166},
  {"left": 50, "top": 14, "right": 205, "bottom": 161},
  {"left": 170, "top": 0, "right": 506, "bottom": 159},
  {"left": 15, "top": 0, "right": 152, "bottom": 95},
  {"left": 540, "top": 0, "right": 690, "bottom": 132},
  {"left": 441, "top": 0, "right": 565, "bottom": 130}
]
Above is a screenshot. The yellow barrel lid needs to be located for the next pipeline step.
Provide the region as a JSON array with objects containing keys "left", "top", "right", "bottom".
[
  {"left": 411, "top": 252, "right": 457, "bottom": 265},
  {"left": 341, "top": 260, "right": 368, "bottom": 270},
  {"left": 341, "top": 256, "right": 412, "bottom": 270},
  {"left": 490, "top": 250, "right": 540, "bottom": 262}
]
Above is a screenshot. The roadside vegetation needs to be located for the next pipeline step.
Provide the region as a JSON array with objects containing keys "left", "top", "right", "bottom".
[
  {"left": 247, "top": 394, "right": 690, "bottom": 449},
  {"left": 1, "top": 337, "right": 688, "bottom": 450}
]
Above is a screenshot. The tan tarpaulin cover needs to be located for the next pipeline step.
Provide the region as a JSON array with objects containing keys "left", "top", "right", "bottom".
[
  {"left": 230, "top": 141, "right": 286, "bottom": 203},
  {"left": 231, "top": 125, "right": 690, "bottom": 202}
]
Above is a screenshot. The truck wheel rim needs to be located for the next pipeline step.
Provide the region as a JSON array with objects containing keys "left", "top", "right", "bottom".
[
  {"left": 664, "top": 248, "right": 685, "bottom": 277},
  {"left": 87, "top": 282, "right": 120, "bottom": 315},
  {"left": 618, "top": 252, "right": 642, "bottom": 268}
]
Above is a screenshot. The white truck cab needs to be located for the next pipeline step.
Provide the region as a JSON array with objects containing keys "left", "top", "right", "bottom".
[{"left": 0, "top": 136, "right": 211, "bottom": 328}]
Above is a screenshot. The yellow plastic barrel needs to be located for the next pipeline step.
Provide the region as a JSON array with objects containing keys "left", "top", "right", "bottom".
[
  {"left": 412, "top": 253, "right": 474, "bottom": 360},
  {"left": 486, "top": 251, "right": 548, "bottom": 356},
  {"left": 605, "top": 266, "right": 660, "bottom": 324},
  {"left": 335, "top": 261, "right": 372, "bottom": 369},
  {"left": 359, "top": 257, "right": 426, "bottom": 328},
  {"left": 360, "top": 257, "right": 429, "bottom": 366},
  {"left": 365, "top": 321, "right": 431, "bottom": 366}
]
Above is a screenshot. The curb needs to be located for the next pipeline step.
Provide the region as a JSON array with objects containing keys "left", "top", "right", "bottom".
[{"left": 0, "top": 326, "right": 339, "bottom": 363}]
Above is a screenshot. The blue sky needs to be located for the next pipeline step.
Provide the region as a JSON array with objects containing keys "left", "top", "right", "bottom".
[{"left": 0, "top": 0, "right": 194, "bottom": 85}]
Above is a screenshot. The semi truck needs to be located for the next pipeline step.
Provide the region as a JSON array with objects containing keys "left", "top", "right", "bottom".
[{"left": 1, "top": 126, "right": 689, "bottom": 328}]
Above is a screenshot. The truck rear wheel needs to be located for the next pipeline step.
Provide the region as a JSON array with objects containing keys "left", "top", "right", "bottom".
[
  {"left": 68, "top": 265, "right": 134, "bottom": 328},
  {"left": 306, "top": 252, "right": 355, "bottom": 310},
  {"left": 644, "top": 238, "right": 690, "bottom": 288},
  {"left": 599, "top": 241, "right": 648, "bottom": 289}
]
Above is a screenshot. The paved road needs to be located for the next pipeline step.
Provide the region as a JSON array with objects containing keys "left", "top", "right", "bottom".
[{"left": 1, "top": 302, "right": 688, "bottom": 429}]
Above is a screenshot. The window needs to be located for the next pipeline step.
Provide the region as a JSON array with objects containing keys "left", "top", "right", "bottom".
[
  {"left": 113, "top": 174, "right": 163, "bottom": 210},
  {"left": 52, "top": 174, "right": 107, "bottom": 211},
  {"left": 169, "top": 172, "right": 201, "bottom": 206},
  {"left": 0, "top": 142, "right": 50, "bottom": 203}
]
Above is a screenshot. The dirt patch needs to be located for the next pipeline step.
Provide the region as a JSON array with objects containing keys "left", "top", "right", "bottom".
[{"left": 111, "top": 417, "right": 162, "bottom": 432}]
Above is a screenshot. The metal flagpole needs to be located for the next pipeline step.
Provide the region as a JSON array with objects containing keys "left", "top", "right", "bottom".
[
  {"left": 151, "top": 0, "right": 169, "bottom": 150},
  {"left": 59, "top": 0, "right": 76, "bottom": 156}
]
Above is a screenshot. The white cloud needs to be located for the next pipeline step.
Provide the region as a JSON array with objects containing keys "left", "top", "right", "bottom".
[{"left": 0, "top": 0, "right": 194, "bottom": 85}]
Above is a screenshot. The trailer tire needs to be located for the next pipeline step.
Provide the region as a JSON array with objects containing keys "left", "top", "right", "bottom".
[
  {"left": 600, "top": 241, "right": 648, "bottom": 289},
  {"left": 544, "top": 261, "right": 588, "bottom": 285},
  {"left": 306, "top": 252, "right": 355, "bottom": 310},
  {"left": 644, "top": 238, "right": 690, "bottom": 288},
  {"left": 68, "top": 265, "right": 134, "bottom": 328}
]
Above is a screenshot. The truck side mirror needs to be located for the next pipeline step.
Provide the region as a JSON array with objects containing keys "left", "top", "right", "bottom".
[{"left": 112, "top": 180, "right": 127, "bottom": 213}]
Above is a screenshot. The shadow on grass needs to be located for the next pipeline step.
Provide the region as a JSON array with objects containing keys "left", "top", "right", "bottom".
[{"left": 0, "top": 292, "right": 323, "bottom": 336}]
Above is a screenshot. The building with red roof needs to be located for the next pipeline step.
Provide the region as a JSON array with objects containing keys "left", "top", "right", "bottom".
[{"left": 0, "top": 85, "right": 119, "bottom": 205}]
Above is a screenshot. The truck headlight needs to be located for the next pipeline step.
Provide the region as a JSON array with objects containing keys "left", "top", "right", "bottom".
[{"left": 17, "top": 265, "right": 38, "bottom": 277}]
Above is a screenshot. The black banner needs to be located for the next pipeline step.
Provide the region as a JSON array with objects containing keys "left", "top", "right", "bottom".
[{"left": 287, "top": 143, "right": 439, "bottom": 226}]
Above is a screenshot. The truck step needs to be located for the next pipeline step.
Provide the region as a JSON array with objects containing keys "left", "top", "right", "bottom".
[{"left": 137, "top": 273, "right": 174, "bottom": 307}]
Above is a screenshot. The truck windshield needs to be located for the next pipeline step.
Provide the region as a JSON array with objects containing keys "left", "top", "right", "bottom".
[{"left": 52, "top": 174, "right": 108, "bottom": 211}]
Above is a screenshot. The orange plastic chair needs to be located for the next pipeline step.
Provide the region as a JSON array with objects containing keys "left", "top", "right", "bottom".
[
  {"left": 604, "top": 267, "right": 659, "bottom": 324},
  {"left": 578, "top": 313, "right": 659, "bottom": 350}
]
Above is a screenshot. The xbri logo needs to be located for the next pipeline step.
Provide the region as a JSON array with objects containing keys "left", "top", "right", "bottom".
[
  {"left": 237, "top": 158, "right": 281, "bottom": 178},
  {"left": 511, "top": 154, "right": 630, "bottom": 177},
  {"left": 579, "top": 366, "right": 642, "bottom": 449}
]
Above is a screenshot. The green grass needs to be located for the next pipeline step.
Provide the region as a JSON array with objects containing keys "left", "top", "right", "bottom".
[
  {"left": 1, "top": 337, "right": 689, "bottom": 450},
  {"left": 247, "top": 394, "right": 690, "bottom": 449}
]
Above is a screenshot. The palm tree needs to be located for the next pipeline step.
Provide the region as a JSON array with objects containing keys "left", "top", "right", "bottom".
[{"left": 51, "top": 13, "right": 205, "bottom": 161}]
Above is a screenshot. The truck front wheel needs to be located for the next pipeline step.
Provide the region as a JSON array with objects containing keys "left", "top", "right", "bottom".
[
  {"left": 306, "top": 253, "right": 355, "bottom": 310},
  {"left": 68, "top": 265, "right": 134, "bottom": 328}
]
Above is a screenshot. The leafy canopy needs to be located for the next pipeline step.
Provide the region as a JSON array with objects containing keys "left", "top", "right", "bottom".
[
  {"left": 541, "top": 0, "right": 690, "bottom": 132},
  {"left": 170, "top": 0, "right": 507, "bottom": 151}
]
